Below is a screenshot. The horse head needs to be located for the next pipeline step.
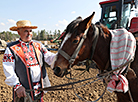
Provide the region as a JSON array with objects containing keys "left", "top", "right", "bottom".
[{"left": 53, "top": 12, "right": 101, "bottom": 77}]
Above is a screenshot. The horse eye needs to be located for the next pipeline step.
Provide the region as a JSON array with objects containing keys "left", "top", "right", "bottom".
[{"left": 73, "top": 40, "right": 79, "bottom": 44}]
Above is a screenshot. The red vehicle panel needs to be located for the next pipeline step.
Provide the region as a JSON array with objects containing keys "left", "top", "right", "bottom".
[{"left": 129, "top": 17, "right": 138, "bottom": 33}]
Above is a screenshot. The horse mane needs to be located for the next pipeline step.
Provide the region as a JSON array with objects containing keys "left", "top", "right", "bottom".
[
  {"left": 95, "top": 22, "right": 111, "bottom": 38},
  {"left": 60, "top": 17, "right": 83, "bottom": 41},
  {"left": 66, "top": 17, "right": 82, "bottom": 34},
  {"left": 63, "top": 19, "right": 111, "bottom": 39}
]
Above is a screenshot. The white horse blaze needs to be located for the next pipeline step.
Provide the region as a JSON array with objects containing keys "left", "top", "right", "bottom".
[
  {"left": 51, "top": 33, "right": 72, "bottom": 68},
  {"left": 60, "top": 33, "right": 71, "bottom": 49}
]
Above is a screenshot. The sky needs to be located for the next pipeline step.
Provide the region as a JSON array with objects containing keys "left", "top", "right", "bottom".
[{"left": 0, "top": 0, "right": 103, "bottom": 34}]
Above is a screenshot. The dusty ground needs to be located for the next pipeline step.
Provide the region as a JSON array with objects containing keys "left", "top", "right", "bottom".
[{"left": 0, "top": 53, "right": 117, "bottom": 102}]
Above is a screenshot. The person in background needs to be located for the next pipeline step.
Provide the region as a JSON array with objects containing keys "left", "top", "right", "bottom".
[{"left": 2, "top": 20, "right": 56, "bottom": 102}]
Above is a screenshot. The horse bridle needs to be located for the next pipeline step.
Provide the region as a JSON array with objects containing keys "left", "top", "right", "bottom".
[{"left": 58, "top": 24, "right": 99, "bottom": 68}]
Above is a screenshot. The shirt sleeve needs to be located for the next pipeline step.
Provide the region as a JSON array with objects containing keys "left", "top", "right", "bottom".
[
  {"left": 41, "top": 44, "right": 56, "bottom": 69},
  {"left": 3, "top": 47, "right": 20, "bottom": 87}
]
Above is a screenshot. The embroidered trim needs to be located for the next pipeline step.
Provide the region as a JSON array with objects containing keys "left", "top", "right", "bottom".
[
  {"left": 15, "top": 46, "right": 21, "bottom": 51},
  {"left": 14, "top": 83, "right": 22, "bottom": 91},
  {"left": 3, "top": 54, "right": 15, "bottom": 62},
  {"left": 21, "top": 42, "right": 38, "bottom": 67},
  {"left": 42, "top": 47, "right": 48, "bottom": 54},
  {"left": 33, "top": 82, "right": 41, "bottom": 96}
]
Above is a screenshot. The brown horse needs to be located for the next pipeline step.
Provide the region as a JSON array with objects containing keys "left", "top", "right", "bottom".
[{"left": 52, "top": 12, "right": 138, "bottom": 102}]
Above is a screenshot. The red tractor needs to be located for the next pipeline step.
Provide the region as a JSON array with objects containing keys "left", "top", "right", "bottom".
[{"left": 99, "top": 0, "right": 138, "bottom": 37}]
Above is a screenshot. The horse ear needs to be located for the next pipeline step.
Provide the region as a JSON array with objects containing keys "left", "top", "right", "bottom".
[
  {"left": 76, "top": 16, "right": 82, "bottom": 20},
  {"left": 79, "top": 12, "right": 95, "bottom": 31}
]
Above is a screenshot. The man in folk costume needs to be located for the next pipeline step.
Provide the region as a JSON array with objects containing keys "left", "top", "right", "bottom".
[{"left": 2, "top": 20, "right": 56, "bottom": 102}]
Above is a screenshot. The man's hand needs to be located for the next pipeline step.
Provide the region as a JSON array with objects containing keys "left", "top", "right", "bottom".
[{"left": 16, "top": 86, "right": 26, "bottom": 98}]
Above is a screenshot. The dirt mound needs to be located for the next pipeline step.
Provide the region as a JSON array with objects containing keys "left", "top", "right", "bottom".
[{"left": 0, "top": 54, "right": 117, "bottom": 102}]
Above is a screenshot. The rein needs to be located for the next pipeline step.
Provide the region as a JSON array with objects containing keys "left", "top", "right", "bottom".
[
  {"left": 25, "top": 59, "right": 133, "bottom": 102},
  {"left": 97, "top": 59, "right": 134, "bottom": 77},
  {"left": 26, "top": 76, "right": 99, "bottom": 92}
]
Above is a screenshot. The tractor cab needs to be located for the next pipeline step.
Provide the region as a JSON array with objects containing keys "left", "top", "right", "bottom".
[{"left": 99, "top": 0, "right": 138, "bottom": 32}]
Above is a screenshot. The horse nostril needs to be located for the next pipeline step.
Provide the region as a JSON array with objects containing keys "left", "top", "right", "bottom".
[{"left": 53, "top": 66, "right": 61, "bottom": 77}]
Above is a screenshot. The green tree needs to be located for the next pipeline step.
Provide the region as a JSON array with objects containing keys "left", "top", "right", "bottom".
[
  {"left": 57, "top": 30, "right": 61, "bottom": 36},
  {"left": 40, "top": 30, "right": 45, "bottom": 40},
  {"left": 0, "top": 31, "right": 19, "bottom": 41},
  {"left": 32, "top": 31, "right": 37, "bottom": 40},
  {"left": 53, "top": 30, "right": 57, "bottom": 38},
  {"left": 45, "top": 31, "right": 49, "bottom": 40}
]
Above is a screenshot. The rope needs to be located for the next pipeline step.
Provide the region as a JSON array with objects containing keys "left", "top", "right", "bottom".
[
  {"left": 24, "top": 59, "right": 133, "bottom": 102},
  {"left": 26, "top": 76, "right": 97, "bottom": 92},
  {"left": 128, "top": 89, "right": 134, "bottom": 102},
  {"left": 14, "top": 92, "right": 39, "bottom": 102},
  {"left": 98, "top": 59, "right": 134, "bottom": 77}
]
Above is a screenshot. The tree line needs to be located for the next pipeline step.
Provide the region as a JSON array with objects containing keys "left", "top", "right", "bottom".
[{"left": 0, "top": 29, "right": 62, "bottom": 41}]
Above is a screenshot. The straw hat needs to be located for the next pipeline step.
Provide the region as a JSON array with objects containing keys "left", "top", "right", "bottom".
[{"left": 10, "top": 20, "right": 37, "bottom": 31}]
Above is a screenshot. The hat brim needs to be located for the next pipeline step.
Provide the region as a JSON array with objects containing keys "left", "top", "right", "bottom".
[{"left": 10, "top": 26, "right": 38, "bottom": 31}]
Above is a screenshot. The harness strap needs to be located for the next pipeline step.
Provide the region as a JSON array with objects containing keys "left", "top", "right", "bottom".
[
  {"left": 58, "top": 27, "right": 89, "bottom": 68},
  {"left": 70, "top": 28, "right": 89, "bottom": 61},
  {"left": 58, "top": 50, "right": 71, "bottom": 61}
]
